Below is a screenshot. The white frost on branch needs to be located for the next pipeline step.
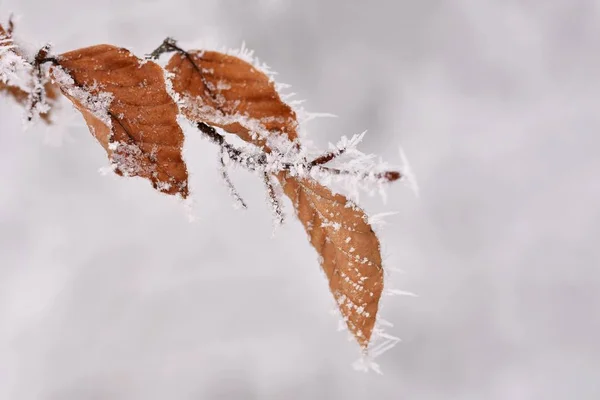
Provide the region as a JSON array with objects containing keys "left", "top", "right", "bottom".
[
  {"left": 1, "top": 35, "right": 56, "bottom": 126},
  {"left": 0, "top": 36, "right": 32, "bottom": 92},
  {"left": 298, "top": 131, "right": 402, "bottom": 203},
  {"left": 23, "top": 71, "right": 50, "bottom": 125},
  {"left": 185, "top": 113, "right": 403, "bottom": 205},
  {"left": 218, "top": 149, "right": 248, "bottom": 210}
]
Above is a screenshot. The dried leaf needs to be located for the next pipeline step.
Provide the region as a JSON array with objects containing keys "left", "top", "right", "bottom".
[
  {"left": 166, "top": 50, "right": 298, "bottom": 148},
  {"left": 278, "top": 172, "right": 384, "bottom": 349},
  {"left": 53, "top": 45, "right": 189, "bottom": 197}
]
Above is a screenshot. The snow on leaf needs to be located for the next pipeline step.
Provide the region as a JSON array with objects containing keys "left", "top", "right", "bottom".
[
  {"left": 52, "top": 45, "right": 189, "bottom": 197},
  {"left": 278, "top": 172, "right": 384, "bottom": 349},
  {"left": 165, "top": 49, "right": 298, "bottom": 151}
]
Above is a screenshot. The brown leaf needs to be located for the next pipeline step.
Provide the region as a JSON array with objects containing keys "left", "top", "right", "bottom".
[
  {"left": 165, "top": 50, "right": 298, "bottom": 148},
  {"left": 53, "top": 45, "right": 189, "bottom": 197},
  {"left": 278, "top": 172, "right": 384, "bottom": 349}
]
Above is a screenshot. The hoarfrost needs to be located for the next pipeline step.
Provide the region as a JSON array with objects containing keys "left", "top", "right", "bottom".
[
  {"left": 51, "top": 65, "right": 113, "bottom": 128},
  {"left": 368, "top": 211, "right": 400, "bottom": 227},
  {"left": 385, "top": 288, "right": 418, "bottom": 297},
  {"left": 0, "top": 36, "right": 32, "bottom": 92}
]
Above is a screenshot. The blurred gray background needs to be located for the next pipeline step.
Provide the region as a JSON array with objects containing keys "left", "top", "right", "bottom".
[{"left": 1, "top": 0, "right": 599, "bottom": 399}]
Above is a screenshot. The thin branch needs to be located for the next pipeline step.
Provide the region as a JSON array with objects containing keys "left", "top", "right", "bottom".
[
  {"left": 263, "top": 172, "right": 284, "bottom": 226},
  {"left": 23, "top": 44, "right": 54, "bottom": 122},
  {"left": 316, "top": 166, "right": 401, "bottom": 182},
  {"left": 196, "top": 122, "right": 267, "bottom": 171},
  {"left": 219, "top": 149, "right": 248, "bottom": 210},
  {"left": 146, "top": 37, "right": 180, "bottom": 60},
  {"left": 37, "top": 57, "right": 60, "bottom": 66},
  {"left": 195, "top": 122, "right": 401, "bottom": 182},
  {"left": 310, "top": 146, "right": 347, "bottom": 166}
]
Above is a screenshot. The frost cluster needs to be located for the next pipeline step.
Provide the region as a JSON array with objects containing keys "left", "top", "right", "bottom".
[
  {"left": 0, "top": 35, "right": 32, "bottom": 91},
  {"left": 50, "top": 66, "right": 113, "bottom": 128}
]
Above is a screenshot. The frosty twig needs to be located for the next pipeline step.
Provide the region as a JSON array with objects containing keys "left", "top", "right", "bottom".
[{"left": 1, "top": 18, "right": 412, "bottom": 361}]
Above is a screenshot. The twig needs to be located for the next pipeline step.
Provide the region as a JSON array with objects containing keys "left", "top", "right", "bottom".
[
  {"left": 196, "top": 122, "right": 267, "bottom": 171},
  {"left": 310, "top": 147, "right": 347, "bottom": 166},
  {"left": 263, "top": 172, "right": 284, "bottom": 226},
  {"left": 195, "top": 122, "right": 401, "bottom": 182},
  {"left": 146, "top": 37, "right": 181, "bottom": 60},
  {"left": 219, "top": 149, "right": 248, "bottom": 210},
  {"left": 26, "top": 44, "right": 52, "bottom": 121}
]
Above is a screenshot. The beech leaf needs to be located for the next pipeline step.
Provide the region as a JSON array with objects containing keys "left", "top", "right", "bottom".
[
  {"left": 165, "top": 49, "right": 298, "bottom": 149},
  {"left": 53, "top": 45, "right": 189, "bottom": 197},
  {"left": 278, "top": 173, "right": 384, "bottom": 348}
]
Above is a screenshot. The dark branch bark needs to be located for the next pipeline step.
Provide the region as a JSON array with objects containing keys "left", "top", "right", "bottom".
[
  {"left": 195, "top": 122, "right": 401, "bottom": 182},
  {"left": 26, "top": 44, "right": 53, "bottom": 121},
  {"left": 310, "top": 147, "right": 347, "bottom": 166},
  {"left": 263, "top": 172, "right": 284, "bottom": 225}
]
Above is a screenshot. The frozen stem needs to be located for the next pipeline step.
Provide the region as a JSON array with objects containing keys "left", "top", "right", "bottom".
[
  {"left": 310, "top": 146, "right": 347, "bottom": 166},
  {"left": 195, "top": 122, "right": 401, "bottom": 182},
  {"left": 219, "top": 150, "right": 248, "bottom": 210},
  {"left": 263, "top": 172, "right": 284, "bottom": 226},
  {"left": 146, "top": 37, "right": 183, "bottom": 60},
  {"left": 26, "top": 44, "right": 52, "bottom": 122}
]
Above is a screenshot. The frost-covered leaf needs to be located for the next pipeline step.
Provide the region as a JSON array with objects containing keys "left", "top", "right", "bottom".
[
  {"left": 53, "top": 45, "right": 189, "bottom": 197},
  {"left": 165, "top": 49, "right": 298, "bottom": 149},
  {"left": 278, "top": 172, "right": 384, "bottom": 349}
]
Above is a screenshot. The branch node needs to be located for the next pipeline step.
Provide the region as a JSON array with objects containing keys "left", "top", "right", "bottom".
[
  {"left": 146, "top": 37, "right": 181, "bottom": 60},
  {"left": 264, "top": 172, "right": 285, "bottom": 227}
]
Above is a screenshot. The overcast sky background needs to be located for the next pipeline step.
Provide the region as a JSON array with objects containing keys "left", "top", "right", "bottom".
[{"left": 1, "top": 0, "right": 599, "bottom": 399}]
